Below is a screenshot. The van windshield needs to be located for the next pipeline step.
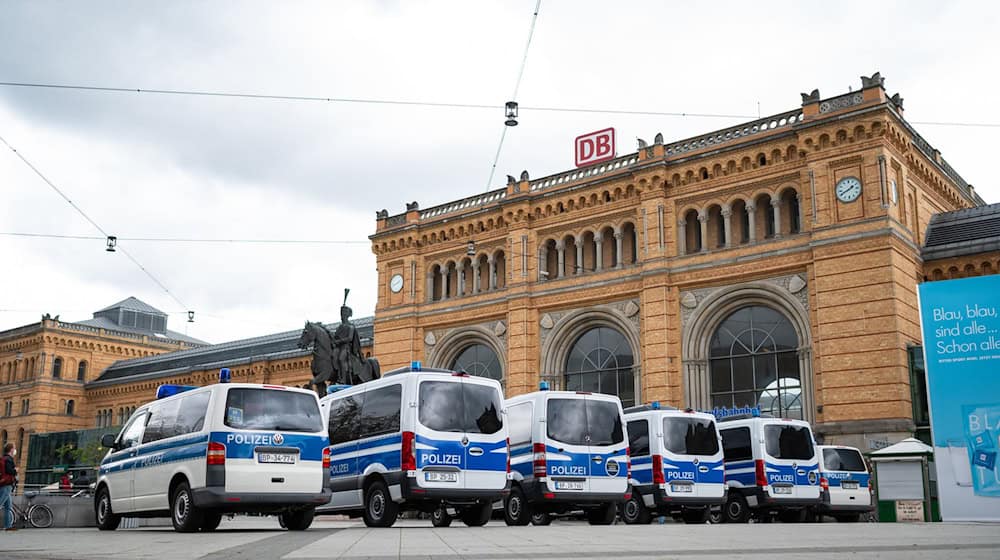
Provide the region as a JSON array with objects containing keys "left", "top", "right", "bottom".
[
  {"left": 663, "top": 417, "right": 719, "bottom": 455},
  {"left": 823, "top": 448, "right": 866, "bottom": 472},
  {"left": 546, "top": 398, "right": 624, "bottom": 446},
  {"left": 224, "top": 388, "right": 322, "bottom": 433},
  {"left": 764, "top": 424, "right": 814, "bottom": 460},
  {"left": 418, "top": 380, "right": 503, "bottom": 434}
]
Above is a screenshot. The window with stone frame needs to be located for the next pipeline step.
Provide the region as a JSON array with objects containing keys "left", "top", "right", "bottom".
[{"left": 564, "top": 326, "right": 636, "bottom": 407}]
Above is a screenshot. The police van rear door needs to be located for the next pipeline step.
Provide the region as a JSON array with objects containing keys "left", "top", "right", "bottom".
[
  {"left": 544, "top": 396, "right": 593, "bottom": 493},
  {"left": 586, "top": 396, "right": 628, "bottom": 495},
  {"left": 822, "top": 446, "right": 870, "bottom": 507},
  {"left": 762, "top": 421, "right": 819, "bottom": 500},
  {"left": 459, "top": 378, "right": 507, "bottom": 491},
  {"left": 662, "top": 413, "right": 723, "bottom": 498},
  {"left": 218, "top": 386, "right": 326, "bottom": 495}
]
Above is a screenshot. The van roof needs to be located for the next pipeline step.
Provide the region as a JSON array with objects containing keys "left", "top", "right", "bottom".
[{"left": 318, "top": 370, "right": 502, "bottom": 402}]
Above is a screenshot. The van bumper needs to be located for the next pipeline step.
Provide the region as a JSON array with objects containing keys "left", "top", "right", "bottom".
[
  {"left": 748, "top": 487, "right": 820, "bottom": 509},
  {"left": 522, "top": 479, "right": 628, "bottom": 506},
  {"left": 397, "top": 473, "right": 510, "bottom": 504},
  {"left": 643, "top": 485, "right": 726, "bottom": 507},
  {"left": 192, "top": 488, "right": 332, "bottom": 512}
]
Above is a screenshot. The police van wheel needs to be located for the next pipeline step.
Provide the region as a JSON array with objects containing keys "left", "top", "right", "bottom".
[
  {"left": 431, "top": 507, "right": 453, "bottom": 527},
  {"left": 586, "top": 502, "right": 616, "bottom": 525},
  {"left": 363, "top": 480, "right": 398, "bottom": 528},
  {"left": 530, "top": 512, "right": 552, "bottom": 526},
  {"left": 95, "top": 487, "right": 121, "bottom": 531},
  {"left": 281, "top": 507, "right": 315, "bottom": 531},
  {"left": 504, "top": 487, "right": 532, "bottom": 526},
  {"left": 621, "top": 492, "right": 650, "bottom": 525},
  {"left": 708, "top": 505, "right": 723, "bottom": 524},
  {"left": 460, "top": 502, "right": 492, "bottom": 527},
  {"left": 200, "top": 513, "right": 223, "bottom": 532},
  {"left": 723, "top": 493, "right": 750, "bottom": 524},
  {"left": 682, "top": 508, "right": 709, "bottom": 524},
  {"left": 171, "top": 482, "right": 205, "bottom": 533}
]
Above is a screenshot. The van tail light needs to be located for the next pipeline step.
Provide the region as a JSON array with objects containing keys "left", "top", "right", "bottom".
[
  {"left": 401, "top": 431, "right": 416, "bottom": 471},
  {"left": 820, "top": 477, "right": 829, "bottom": 491},
  {"left": 652, "top": 454, "right": 665, "bottom": 485},
  {"left": 755, "top": 459, "right": 767, "bottom": 487},
  {"left": 207, "top": 442, "right": 226, "bottom": 466},
  {"left": 322, "top": 447, "right": 331, "bottom": 470},
  {"left": 506, "top": 438, "right": 511, "bottom": 473},
  {"left": 532, "top": 443, "right": 547, "bottom": 477}
]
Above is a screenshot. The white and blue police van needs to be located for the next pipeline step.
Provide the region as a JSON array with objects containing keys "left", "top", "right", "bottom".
[
  {"left": 318, "top": 363, "right": 509, "bottom": 528},
  {"left": 717, "top": 412, "right": 820, "bottom": 523},
  {"left": 621, "top": 402, "right": 725, "bottom": 524},
  {"left": 94, "top": 370, "right": 331, "bottom": 532},
  {"left": 503, "top": 384, "right": 629, "bottom": 526},
  {"left": 815, "top": 444, "right": 873, "bottom": 522}
]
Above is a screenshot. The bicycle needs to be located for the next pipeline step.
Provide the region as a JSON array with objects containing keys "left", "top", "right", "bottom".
[{"left": 10, "top": 491, "right": 54, "bottom": 528}]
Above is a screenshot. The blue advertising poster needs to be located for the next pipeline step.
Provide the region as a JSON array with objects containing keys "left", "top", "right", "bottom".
[{"left": 918, "top": 275, "right": 1000, "bottom": 521}]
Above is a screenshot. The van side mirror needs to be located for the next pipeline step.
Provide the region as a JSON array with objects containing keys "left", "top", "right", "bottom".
[{"left": 101, "top": 434, "right": 118, "bottom": 449}]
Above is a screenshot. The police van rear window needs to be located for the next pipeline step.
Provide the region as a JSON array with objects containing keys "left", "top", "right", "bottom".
[
  {"left": 663, "top": 417, "right": 719, "bottom": 456},
  {"left": 764, "top": 424, "right": 814, "bottom": 460},
  {"left": 224, "top": 388, "right": 322, "bottom": 433},
  {"left": 546, "top": 398, "right": 624, "bottom": 446},
  {"left": 418, "top": 381, "right": 503, "bottom": 434},
  {"left": 823, "top": 448, "right": 866, "bottom": 472}
]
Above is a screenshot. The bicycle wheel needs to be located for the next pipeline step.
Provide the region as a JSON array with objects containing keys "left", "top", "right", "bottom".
[{"left": 29, "top": 504, "right": 54, "bottom": 528}]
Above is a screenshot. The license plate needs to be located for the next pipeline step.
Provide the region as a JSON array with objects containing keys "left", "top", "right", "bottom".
[
  {"left": 424, "top": 471, "right": 458, "bottom": 482},
  {"left": 773, "top": 486, "right": 793, "bottom": 495},
  {"left": 258, "top": 453, "right": 295, "bottom": 464},
  {"left": 670, "top": 483, "right": 693, "bottom": 493},
  {"left": 842, "top": 481, "right": 859, "bottom": 490},
  {"left": 555, "top": 481, "right": 585, "bottom": 490}
]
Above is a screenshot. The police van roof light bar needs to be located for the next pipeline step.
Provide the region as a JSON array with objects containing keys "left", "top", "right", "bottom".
[
  {"left": 219, "top": 368, "right": 231, "bottom": 384},
  {"left": 156, "top": 384, "right": 198, "bottom": 400},
  {"left": 623, "top": 402, "right": 678, "bottom": 414}
]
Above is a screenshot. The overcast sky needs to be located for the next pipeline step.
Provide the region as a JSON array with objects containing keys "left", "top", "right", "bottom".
[{"left": 2, "top": 1, "right": 999, "bottom": 344}]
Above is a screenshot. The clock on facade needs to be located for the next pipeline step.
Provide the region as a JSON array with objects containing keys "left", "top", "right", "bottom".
[
  {"left": 835, "top": 176, "right": 862, "bottom": 203},
  {"left": 389, "top": 273, "right": 404, "bottom": 293}
]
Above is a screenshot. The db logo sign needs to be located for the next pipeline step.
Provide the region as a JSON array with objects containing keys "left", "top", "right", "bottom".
[{"left": 575, "top": 128, "right": 615, "bottom": 168}]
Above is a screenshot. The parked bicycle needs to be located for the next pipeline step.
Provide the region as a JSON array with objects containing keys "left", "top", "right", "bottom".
[{"left": 11, "top": 491, "right": 54, "bottom": 528}]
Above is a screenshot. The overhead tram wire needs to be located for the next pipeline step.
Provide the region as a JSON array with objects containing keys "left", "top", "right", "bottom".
[
  {"left": 2, "top": 80, "right": 999, "bottom": 127},
  {"left": 0, "top": 232, "right": 369, "bottom": 245}
]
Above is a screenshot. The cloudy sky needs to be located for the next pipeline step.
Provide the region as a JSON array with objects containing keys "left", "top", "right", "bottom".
[{"left": 2, "top": 1, "right": 999, "bottom": 344}]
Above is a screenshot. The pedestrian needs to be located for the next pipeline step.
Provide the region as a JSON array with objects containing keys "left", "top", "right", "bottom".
[
  {"left": 60, "top": 472, "right": 72, "bottom": 491},
  {"left": 1, "top": 442, "right": 17, "bottom": 531}
]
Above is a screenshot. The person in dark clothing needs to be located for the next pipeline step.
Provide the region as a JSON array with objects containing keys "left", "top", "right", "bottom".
[{"left": 1, "top": 442, "right": 18, "bottom": 531}]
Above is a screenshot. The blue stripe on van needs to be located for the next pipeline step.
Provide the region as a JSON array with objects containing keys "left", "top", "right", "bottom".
[
  {"left": 99, "top": 434, "right": 209, "bottom": 475},
  {"left": 210, "top": 431, "right": 327, "bottom": 461},
  {"left": 822, "top": 471, "right": 870, "bottom": 487}
]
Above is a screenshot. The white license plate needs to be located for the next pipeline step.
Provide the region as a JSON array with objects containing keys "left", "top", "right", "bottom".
[
  {"left": 670, "top": 483, "right": 693, "bottom": 493},
  {"left": 425, "top": 471, "right": 459, "bottom": 482},
  {"left": 842, "top": 481, "right": 859, "bottom": 490},
  {"left": 773, "top": 486, "right": 793, "bottom": 495},
  {"left": 258, "top": 453, "right": 295, "bottom": 464},
  {"left": 555, "top": 481, "right": 585, "bottom": 490}
]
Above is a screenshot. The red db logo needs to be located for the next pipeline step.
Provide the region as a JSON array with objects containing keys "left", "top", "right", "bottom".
[{"left": 575, "top": 128, "right": 616, "bottom": 168}]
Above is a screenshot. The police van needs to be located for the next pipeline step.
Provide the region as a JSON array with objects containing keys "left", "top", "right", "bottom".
[
  {"left": 815, "top": 445, "right": 873, "bottom": 522},
  {"left": 718, "top": 414, "right": 820, "bottom": 523},
  {"left": 503, "top": 385, "right": 629, "bottom": 526},
  {"left": 621, "top": 403, "right": 725, "bottom": 524},
  {"left": 318, "top": 363, "right": 509, "bottom": 528},
  {"left": 94, "top": 371, "right": 331, "bottom": 532}
]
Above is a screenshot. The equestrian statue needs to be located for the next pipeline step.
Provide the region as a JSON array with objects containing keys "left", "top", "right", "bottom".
[{"left": 297, "top": 289, "right": 381, "bottom": 397}]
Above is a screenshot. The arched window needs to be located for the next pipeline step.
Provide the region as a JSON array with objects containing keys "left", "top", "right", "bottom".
[
  {"left": 77, "top": 361, "right": 87, "bottom": 381},
  {"left": 52, "top": 357, "right": 63, "bottom": 379},
  {"left": 709, "top": 306, "right": 801, "bottom": 418},
  {"left": 451, "top": 343, "right": 502, "bottom": 382},
  {"left": 565, "top": 327, "right": 635, "bottom": 407},
  {"left": 66, "top": 399, "right": 75, "bottom": 416}
]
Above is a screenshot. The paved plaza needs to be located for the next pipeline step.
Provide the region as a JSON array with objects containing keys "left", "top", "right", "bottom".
[{"left": 2, "top": 517, "right": 999, "bottom": 559}]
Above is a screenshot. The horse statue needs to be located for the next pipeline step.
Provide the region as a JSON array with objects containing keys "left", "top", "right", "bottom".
[
  {"left": 297, "top": 306, "right": 381, "bottom": 398},
  {"left": 298, "top": 320, "right": 336, "bottom": 397}
]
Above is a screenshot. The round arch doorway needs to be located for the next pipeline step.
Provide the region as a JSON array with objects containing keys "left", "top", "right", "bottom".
[
  {"left": 450, "top": 343, "right": 503, "bottom": 383},
  {"left": 564, "top": 326, "right": 636, "bottom": 407}
]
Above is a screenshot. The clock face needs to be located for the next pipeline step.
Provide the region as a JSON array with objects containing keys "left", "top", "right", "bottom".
[
  {"left": 836, "top": 176, "right": 862, "bottom": 203},
  {"left": 389, "top": 274, "right": 404, "bottom": 293}
]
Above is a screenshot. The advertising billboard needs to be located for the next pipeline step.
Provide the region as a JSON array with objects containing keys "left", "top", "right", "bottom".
[{"left": 918, "top": 275, "right": 1000, "bottom": 521}]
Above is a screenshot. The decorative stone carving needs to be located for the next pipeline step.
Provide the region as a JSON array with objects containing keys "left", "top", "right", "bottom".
[
  {"left": 788, "top": 274, "right": 807, "bottom": 294},
  {"left": 494, "top": 321, "right": 507, "bottom": 337},
  {"left": 540, "top": 314, "right": 554, "bottom": 330},
  {"left": 819, "top": 93, "right": 864, "bottom": 114},
  {"left": 424, "top": 331, "right": 436, "bottom": 346},
  {"left": 680, "top": 292, "right": 698, "bottom": 309},
  {"left": 624, "top": 300, "right": 640, "bottom": 318}
]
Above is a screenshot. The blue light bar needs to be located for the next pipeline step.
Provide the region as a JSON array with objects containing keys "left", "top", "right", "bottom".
[
  {"left": 539, "top": 381, "right": 550, "bottom": 391},
  {"left": 219, "top": 368, "right": 231, "bottom": 383},
  {"left": 156, "top": 384, "right": 198, "bottom": 399},
  {"left": 410, "top": 361, "right": 422, "bottom": 371},
  {"left": 651, "top": 401, "right": 661, "bottom": 409},
  {"left": 751, "top": 407, "right": 761, "bottom": 418},
  {"left": 326, "top": 384, "right": 352, "bottom": 394}
]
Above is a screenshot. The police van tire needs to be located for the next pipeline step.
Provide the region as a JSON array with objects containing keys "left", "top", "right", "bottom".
[
  {"left": 723, "top": 493, "right": 750, "bottom": 524},
  {"left": 171, "top": 482, "right": 205, "bottom": 533},
  {"left": 530, "top": 512, "right": 552, "bottom": 526},
  {"left": 95, "top": 487, "right": 121, "bottom": 531},
  {"left": 431, "top": 507, "right": 453, "bottom": 527},
  {"left": 682, "top": 508, "right": 709, "bottom": 524},
  {"left": 587, "top": 502, "right": 617, "bottom": 525},
  {"left": 363, "top": 480, "right": 398, "bottom": 528},
  {"left": 281, "top": 507, "right": 315, "bottom": 531},
  {"left": 460, "top": 502, "right": 492, "bottom": 527},
  {"left": 200, "top": 513, "right": 223, "bottom": 532},
  {"left": 504, "top": 487, "right": 532, "bottom": 526},
  {"left": 621, "top": 492, "right": 650, "bottom": 525}
]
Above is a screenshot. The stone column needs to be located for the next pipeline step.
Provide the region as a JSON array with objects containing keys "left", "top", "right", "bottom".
[
  {"left": 697, "top": 210, "right": 708, "bottom": 253},
  {"left": 458, "top": 266, "right": 465, "bottom": 297},
  {"left": 771, "top": 198, "right": 783, "bottom": 238},
  {"left": 488, "top": 256, "right": 497, "bottom": 290},
  {"left": 539, "top": 245, "right": 549, "bottom": 280},
  {"left": 678, "top": 219, "right": 687, "bottom": 256},
  {"left": 575, "top": 239, "right": 584, "bottom": 274},
  {"left": 426, "top": 271, "right": 435, "bottom": 302},
  {"left": 472, "top": 260, "right": 481, "bottom": 294},
  {"left": 721, "top": 205, "right": 733, "bottom": 248},
  {"left": 441, "top": 263, "right": 450, "bottom": 300},
  {"left": 556, "top": 240, "right": 566, "bottom": 278},
  {"left": 595, "top": 233, "right": 604, "bottom": 270},
  {"left": 746, "top": 202, "right": 757, "bottom": 243},
  {"left": 614, "top": 229, "right": 623, "bottom": 268}
]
